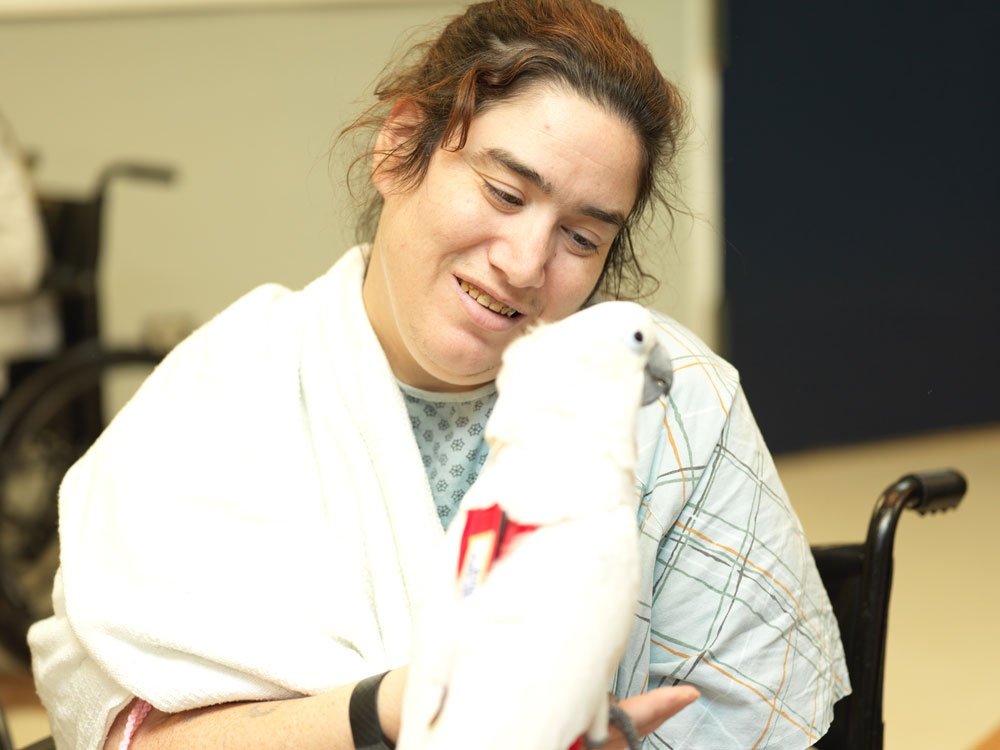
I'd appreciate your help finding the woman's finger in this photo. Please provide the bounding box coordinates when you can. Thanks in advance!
[597,686,700,749]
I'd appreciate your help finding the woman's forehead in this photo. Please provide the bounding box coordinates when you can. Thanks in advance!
[458,88,642,216]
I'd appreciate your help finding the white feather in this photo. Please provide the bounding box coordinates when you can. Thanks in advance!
[398,301,666,750]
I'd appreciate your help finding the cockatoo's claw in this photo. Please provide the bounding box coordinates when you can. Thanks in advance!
[580,701,640,750]
[607,703,642,750]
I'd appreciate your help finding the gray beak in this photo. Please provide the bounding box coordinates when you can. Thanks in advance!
[641,342,673,406]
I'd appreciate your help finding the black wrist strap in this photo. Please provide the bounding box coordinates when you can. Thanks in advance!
[349,671,396,750]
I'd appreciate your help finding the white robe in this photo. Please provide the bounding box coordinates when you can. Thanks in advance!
[29,246,848,750]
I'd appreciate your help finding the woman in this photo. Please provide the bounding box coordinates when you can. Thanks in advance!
[29,2,849,749]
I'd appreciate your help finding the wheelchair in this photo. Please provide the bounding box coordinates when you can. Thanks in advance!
[0,163,176,666]
[812,468,966,750]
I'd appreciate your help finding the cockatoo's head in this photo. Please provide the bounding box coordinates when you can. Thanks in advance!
[487,301,672,449]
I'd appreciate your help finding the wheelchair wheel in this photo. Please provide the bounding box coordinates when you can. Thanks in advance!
[0,344,161,663]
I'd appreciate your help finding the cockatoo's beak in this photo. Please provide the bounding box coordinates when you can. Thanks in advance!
[641,342,673,405]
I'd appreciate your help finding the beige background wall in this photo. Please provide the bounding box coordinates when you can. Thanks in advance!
[0,0,722,350]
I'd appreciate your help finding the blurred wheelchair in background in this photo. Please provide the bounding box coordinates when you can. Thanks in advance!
[0,163,177,664]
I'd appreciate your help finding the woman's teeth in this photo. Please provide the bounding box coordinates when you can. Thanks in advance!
[460,280,519,318]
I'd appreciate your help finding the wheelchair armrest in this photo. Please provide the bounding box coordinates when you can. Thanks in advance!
[0,264,94,306]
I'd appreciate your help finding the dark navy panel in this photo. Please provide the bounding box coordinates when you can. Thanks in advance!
[722,1,1000,453]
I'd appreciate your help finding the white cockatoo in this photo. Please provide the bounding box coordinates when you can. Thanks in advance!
[398,301,673,750]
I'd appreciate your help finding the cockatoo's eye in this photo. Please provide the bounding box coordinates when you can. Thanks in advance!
[626,329,646,353]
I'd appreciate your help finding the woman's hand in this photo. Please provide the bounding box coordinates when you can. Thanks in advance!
[105,670,693,750]
[596,685,700,750]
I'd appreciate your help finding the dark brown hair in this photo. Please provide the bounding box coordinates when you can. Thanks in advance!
[341,0,688,299]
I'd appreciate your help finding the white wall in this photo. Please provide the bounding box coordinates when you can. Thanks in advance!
[615,0,722,346]
[0,0,722,349]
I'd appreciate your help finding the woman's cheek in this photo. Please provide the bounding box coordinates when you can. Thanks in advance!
[431,193,496,245]
[544,257,606,318]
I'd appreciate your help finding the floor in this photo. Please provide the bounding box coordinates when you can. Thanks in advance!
[0,666,48,748]
[0,422,998,749]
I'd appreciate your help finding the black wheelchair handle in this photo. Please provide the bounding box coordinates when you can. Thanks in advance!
[895,469,967,515]
[98,162,177,190]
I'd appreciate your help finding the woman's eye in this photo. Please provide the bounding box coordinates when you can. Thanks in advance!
[483,181,523,207]
[566,229,599,253]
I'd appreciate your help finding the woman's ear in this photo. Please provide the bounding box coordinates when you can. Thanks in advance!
[372,98,423,197]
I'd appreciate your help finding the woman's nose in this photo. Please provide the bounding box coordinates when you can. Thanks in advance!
[488,222,550,289]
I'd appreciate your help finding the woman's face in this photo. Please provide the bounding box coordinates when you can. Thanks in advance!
[363,86,643,391]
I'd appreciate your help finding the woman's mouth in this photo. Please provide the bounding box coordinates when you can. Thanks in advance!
[459,280,520,318]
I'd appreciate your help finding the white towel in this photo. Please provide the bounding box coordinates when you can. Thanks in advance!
[29,246,444,750]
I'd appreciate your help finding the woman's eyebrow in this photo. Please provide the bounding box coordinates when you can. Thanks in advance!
[479,148,627,229]
[483,148,552,192]
[580,204,626,230]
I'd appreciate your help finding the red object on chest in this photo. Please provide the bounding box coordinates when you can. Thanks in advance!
[456,504,538,598]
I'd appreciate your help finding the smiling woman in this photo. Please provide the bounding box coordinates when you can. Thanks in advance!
[26,2,848,750]
[344,2,688,303]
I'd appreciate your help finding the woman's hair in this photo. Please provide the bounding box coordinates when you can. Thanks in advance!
[340,0,688,299]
